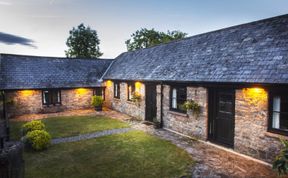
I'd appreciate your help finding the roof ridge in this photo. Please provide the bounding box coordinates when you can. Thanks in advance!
[121,13,288,55]
[0,53,114,61]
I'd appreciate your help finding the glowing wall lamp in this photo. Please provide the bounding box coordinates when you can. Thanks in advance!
[105,80,113,87]
[76,88,88,95]
[135,82,142,93]
[242,87,267,106]
[19,90,34,97]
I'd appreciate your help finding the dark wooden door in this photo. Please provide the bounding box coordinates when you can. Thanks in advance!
[209,89,235,148]
[145,84,157,122]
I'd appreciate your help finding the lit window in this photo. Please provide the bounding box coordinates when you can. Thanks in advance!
[269,90,288,135]
[170,86,187,113]
[42,90,61,106]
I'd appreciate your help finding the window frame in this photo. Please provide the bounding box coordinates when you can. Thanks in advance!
[42,89,61,106]
[268,89,288,136]
[93,87,105,100]
[169,85,187,113]
[127,82,135,101]
[114,82,120,99]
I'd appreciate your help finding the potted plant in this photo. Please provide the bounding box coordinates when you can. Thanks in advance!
[131,92,142,106]
[131,92,141,102]
[91,95,104,111]
[183,99,201,116]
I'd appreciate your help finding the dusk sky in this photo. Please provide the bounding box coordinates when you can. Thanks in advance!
[0,0,288,58]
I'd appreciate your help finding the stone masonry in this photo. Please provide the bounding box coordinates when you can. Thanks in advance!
[156,85,283,163]
[6,90,42,117]
[6,88,95,117]
[158,85,208,140]
[234,89,282,163]
[105,81,145,120]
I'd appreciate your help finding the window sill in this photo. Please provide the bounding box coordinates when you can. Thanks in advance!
[265,131,288,140]
[43,104,62,107]
[113,98,121,102]
[168,110,188,117]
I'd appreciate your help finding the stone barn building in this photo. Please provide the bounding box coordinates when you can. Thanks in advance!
[1,14,288,164]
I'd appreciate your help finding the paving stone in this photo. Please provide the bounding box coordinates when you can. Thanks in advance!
[51,128,133,144]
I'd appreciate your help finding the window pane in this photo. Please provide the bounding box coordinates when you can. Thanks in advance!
[281,96,288,113]
[128,85,132,100]
[43,90,61,105]
[57,91,61,103]
[272,96,281,129]
[43,91,49,104]
[172,89,177,108]
[52,91,58,104]
[272,112,280,129]
[114,83,120,98]
[114,84,118,97]
[95,88,102,96]
[280,113,288,131]
[177,87,186,106]
[273,96,281,112]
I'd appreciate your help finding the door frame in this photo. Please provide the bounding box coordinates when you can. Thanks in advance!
[145,83,157,122]
[208,88,235,148]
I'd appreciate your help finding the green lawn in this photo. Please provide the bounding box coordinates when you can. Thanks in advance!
[24,130,194,178]
[10,115,130,140]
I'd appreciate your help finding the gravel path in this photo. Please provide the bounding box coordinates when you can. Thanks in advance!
[51,128,133,144]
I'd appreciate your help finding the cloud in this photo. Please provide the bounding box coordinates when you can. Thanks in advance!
[0,1,11,5]
[0,32,36,48]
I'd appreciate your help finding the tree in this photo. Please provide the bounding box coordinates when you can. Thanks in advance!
[125,28,187,51]
[65,23,103,58]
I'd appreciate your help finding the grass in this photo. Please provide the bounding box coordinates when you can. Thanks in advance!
[24,130,194,178]
[9,115,130,140]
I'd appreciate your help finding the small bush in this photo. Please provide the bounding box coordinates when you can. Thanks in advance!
[24,130,51,151]
[273,139,288,175]
[22,120,45,135]
[182,100,201,116]
[91,95,104,107]
[131,92,141,102]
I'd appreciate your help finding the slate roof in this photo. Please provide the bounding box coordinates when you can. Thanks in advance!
[104,14,288,84]
[0,54,113,89]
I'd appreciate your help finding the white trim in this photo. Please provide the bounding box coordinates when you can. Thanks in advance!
[163,128,272,167]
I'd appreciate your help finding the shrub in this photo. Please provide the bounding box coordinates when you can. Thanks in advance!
[22,120,45,135]
[182,100,201,116]
[273,139,288,175]
[24,130,51,151]
[91,95,104,107]
[131,92,141,102]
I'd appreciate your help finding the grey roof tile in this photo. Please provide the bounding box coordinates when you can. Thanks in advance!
[104,14,288,84]
[0,54,113,89]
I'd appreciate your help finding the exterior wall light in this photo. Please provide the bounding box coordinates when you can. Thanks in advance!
[242,87,267,106]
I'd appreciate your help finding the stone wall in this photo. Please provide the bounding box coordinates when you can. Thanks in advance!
[158,85,208,140]
[6,90,42,118]
[157,85,282,163]
[6,88,94,117]
[105,81,145,120]
[234,88,282,163]
[61,88,93,110]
